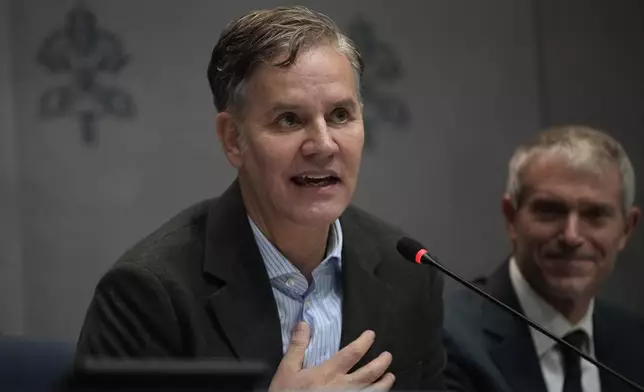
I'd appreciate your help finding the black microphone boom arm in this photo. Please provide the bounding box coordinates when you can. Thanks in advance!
[396,237,644,392]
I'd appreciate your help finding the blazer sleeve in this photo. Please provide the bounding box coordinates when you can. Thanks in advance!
[420,268,449,391]
[76,262,183,358]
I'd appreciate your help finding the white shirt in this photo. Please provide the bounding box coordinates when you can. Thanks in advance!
[248,217,343,368]
[509,258,601,392]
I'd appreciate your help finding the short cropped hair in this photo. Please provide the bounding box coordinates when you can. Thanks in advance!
[207,6,364,114]
[506,125,636,212]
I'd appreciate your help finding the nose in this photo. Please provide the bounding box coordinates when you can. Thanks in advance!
[560,213,584,247]
[301,118,339,159]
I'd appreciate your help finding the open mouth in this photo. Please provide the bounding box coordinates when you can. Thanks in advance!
[291,174,340,188]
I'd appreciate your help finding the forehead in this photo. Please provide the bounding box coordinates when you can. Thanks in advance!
[521,154,622,206]
[244,45,358,108]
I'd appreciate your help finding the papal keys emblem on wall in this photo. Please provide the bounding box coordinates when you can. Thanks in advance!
[37,2,136,147]
[347,17,411,149]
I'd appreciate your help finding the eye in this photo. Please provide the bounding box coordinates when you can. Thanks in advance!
[328,108,350,124]
[582,205,613,223]
[530,200,568,220]
[276,112,301,128]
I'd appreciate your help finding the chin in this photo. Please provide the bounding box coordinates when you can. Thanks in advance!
[287,202,347,227]
[544,275,594,302]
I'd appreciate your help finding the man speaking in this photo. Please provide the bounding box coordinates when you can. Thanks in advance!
[76,6,446,391]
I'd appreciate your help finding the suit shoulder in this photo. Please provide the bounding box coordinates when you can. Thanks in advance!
[113,198,215,274]
[342,205,406,243]
[596,300,644,331]
[341,205,432,281]
[443,286,486,329]
[341,205,409,263]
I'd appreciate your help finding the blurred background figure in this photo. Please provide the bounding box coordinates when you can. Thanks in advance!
[443,126,644,392]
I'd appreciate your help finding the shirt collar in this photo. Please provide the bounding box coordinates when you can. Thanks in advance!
[247,217,343,281]
[509,257,595,357]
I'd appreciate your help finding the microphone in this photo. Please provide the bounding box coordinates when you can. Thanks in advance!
[397,237,644,392]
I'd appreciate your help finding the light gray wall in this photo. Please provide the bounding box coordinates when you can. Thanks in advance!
[0,0,23,335]
[3,0,643,341]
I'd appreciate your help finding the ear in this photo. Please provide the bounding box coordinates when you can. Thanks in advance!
[216,111,243,168]
[502,193,519,241]
[618,206,640,250]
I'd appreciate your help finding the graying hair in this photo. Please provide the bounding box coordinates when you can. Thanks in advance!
[207,6,364,115]
[506,125,636,212]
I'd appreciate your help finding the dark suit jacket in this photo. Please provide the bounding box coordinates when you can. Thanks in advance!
[442,262,644,392]
[76,181,447,390]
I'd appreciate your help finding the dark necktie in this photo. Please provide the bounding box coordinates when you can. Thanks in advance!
[557,329,588,392]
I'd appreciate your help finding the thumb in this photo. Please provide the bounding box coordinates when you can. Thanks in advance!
[280,322,310,372]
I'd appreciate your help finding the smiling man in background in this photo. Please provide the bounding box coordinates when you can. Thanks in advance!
[443,125,644,392]
[76,6,447,391]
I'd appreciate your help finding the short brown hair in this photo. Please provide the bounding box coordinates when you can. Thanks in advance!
[207,6,364,113]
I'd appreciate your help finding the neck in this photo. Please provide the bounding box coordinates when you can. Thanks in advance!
[545,295,591,325]
[240,182,330,279]
[514,256,593,325]
[522,271,592,324]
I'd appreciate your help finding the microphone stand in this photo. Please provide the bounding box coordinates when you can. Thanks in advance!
[409,245,644,392]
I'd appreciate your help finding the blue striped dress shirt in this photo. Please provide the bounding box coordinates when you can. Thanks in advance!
[248,217,343,368]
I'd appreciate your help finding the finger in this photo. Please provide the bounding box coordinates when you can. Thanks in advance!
[278,322,310,373]
[363,372,396,392]
[324,330,376,374]
[346,351,392,387]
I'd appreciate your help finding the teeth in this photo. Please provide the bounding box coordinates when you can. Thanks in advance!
[292,174,339,187]
[302,175,330,179]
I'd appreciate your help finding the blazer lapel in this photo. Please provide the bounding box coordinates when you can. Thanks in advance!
[484,263,548,392]
[339,213,393,371]
[203,180,283,368]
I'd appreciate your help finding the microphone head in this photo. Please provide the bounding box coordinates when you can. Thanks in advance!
[396,237,427,263]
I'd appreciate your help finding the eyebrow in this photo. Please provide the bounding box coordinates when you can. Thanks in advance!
[264,98,359,118]
[579,200,616,212]
[530,195,617,212]
[334,99,359,113]
[264,104,300,118]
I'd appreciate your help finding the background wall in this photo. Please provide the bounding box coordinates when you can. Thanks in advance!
[537,0,644,307]
[0,0,23,335]
[1,0,643,341]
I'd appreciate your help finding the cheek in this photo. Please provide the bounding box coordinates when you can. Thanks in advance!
[245,138,291,172]
[347,148,363,171]
[515,219,556,248]
[337,131,364,168]
[589,231,623,260]
[586,236,618,280]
